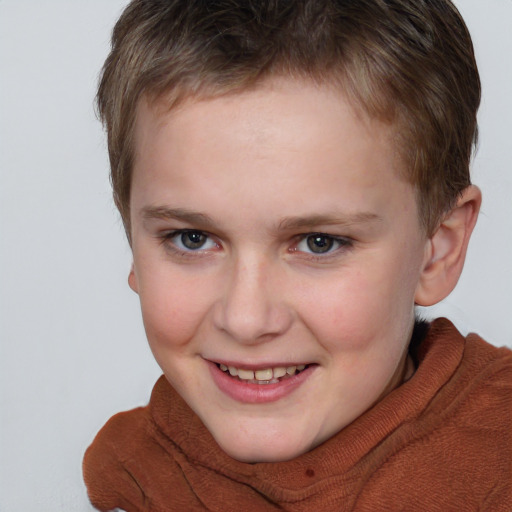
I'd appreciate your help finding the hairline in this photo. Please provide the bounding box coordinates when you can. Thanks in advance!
[122,72,426,243]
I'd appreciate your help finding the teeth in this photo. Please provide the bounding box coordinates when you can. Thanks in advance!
[238,368,255,380]
[273,367,287,378]
[255,369,273,381]
[219,364,308,381]
[286,366,297,375]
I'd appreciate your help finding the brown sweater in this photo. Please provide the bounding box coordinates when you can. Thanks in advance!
[83,319,512,511]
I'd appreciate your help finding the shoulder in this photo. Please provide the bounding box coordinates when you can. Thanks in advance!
[84,404,155,465]
[416,319,512,448]
[448,329,512,451]
[405,322,512,507]
[415,318,512,407]
[83,406,153,511]
[446,325,512,424]
[432,327,512,508]
[358,321,512,509]
[463,328,512,372]
[410,318,512,426]
[83,377,187,511]
[83,376,205,511]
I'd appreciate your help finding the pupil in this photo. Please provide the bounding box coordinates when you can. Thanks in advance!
[181,231,206,249]
[307,235,333,253]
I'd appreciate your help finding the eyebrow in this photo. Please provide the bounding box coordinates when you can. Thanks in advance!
[277,212,382,231]
[142,206,381,232]
[142,206,217,229]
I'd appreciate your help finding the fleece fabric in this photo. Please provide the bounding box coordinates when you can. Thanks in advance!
[83,318,512,511]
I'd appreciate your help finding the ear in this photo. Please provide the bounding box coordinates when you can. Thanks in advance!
[128,263,139,294]
[415,186,481,306]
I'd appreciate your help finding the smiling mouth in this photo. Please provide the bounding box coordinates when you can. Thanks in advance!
[216,363,310,385]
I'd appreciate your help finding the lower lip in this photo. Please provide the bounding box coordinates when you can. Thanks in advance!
[207,361,316,404]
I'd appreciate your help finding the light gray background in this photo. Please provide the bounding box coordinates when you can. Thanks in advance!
[1,1,511,510]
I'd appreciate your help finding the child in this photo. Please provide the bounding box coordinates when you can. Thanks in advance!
[83,0,512,509]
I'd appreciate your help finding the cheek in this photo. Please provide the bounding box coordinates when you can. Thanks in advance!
[299,276,383,351]
[297,258,418,352]
[137,271,215,350]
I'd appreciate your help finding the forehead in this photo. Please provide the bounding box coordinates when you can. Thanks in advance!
[137,77,396,145]
[131,77,414,227]
[135,78,401,164]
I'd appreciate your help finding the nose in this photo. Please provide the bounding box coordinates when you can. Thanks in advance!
[213,254,293,344]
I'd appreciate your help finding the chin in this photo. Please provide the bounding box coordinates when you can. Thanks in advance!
[213,427,314,463]
[221,443,306,464]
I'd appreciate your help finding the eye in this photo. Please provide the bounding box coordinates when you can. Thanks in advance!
[295,233,349,255]
[169,230,218,251]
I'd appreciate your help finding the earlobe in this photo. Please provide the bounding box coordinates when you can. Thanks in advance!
[128,263,139,294]
[415,185,481,306]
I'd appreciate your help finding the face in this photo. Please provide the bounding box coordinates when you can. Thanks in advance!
[129,78,429,463]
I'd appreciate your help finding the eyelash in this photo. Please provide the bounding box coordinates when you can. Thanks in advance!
[159,229,353,260]
[160,229,220,257]
[292,232,353,259]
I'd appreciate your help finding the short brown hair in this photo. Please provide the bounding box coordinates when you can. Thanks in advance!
[97,0,480,238]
